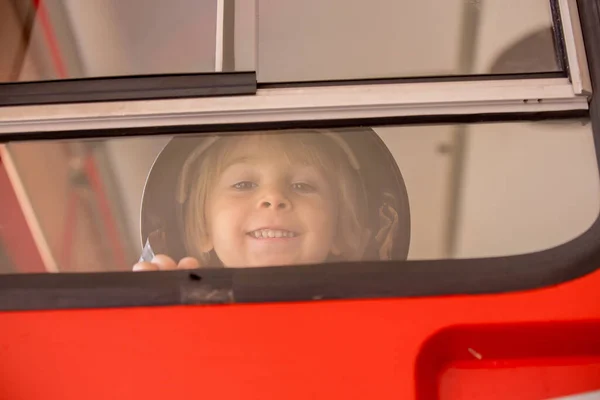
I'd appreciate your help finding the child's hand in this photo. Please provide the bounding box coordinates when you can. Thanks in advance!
[132,254,200,271]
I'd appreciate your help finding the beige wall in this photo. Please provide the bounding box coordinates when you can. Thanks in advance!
[255,0,554,82]
[374,121,600,260]
[61,0,218,77]
[376,126,453,260]
[456,121,600,258]
[256,0,463,81]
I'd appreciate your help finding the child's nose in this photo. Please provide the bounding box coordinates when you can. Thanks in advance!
[258,187,292,210]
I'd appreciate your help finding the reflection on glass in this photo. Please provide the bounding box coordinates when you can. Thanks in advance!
[256,0,561,82]
[0,119,598,273]
[1,0,224,82]
[1,0,561,83]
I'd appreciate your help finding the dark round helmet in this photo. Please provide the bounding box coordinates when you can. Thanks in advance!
[139,127,411,265]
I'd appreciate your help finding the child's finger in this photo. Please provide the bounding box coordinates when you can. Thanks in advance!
[151,254,178,270]
[132,261,159,271]
[178,257,200,269]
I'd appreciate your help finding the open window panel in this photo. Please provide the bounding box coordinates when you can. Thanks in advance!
[0,0,598,310]
[0,0,570,82]
[0,0,256,105]
[1,0,242,80]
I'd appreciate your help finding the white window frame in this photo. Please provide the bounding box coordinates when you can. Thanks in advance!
[0,0,592,135]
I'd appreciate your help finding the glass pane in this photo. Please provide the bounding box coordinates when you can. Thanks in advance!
[1,0,563,84]
[256,0,562,82]
[0,119,597,273]
[0,0,245,82]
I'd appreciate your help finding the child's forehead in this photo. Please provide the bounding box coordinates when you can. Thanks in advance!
[221,133,329,163]
[228,134,279,150]
[228,133,304,149]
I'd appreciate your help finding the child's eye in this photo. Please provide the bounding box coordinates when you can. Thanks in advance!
[291,182,316,193]
[232,181,257,190]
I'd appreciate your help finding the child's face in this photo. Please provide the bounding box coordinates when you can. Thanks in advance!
[203,137,339,268]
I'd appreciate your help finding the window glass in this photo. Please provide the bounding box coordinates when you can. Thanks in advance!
[0,0,235,82]
[1,0,561,84]
[0,119,597,273]
[256,0,562,82]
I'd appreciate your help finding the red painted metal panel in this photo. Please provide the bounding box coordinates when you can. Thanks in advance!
[0,267,598,399]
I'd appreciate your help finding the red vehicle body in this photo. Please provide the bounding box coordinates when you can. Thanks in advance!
[1,0,600,399]
[0,260,599,399]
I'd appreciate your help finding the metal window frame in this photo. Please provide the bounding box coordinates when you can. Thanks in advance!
[0,77,589,135]
[0,0,598,310]
[559,0,593,95]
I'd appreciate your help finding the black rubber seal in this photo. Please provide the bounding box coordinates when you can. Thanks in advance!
[0,72,257,106]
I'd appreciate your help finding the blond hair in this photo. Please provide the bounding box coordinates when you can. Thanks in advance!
[176,131,370,266]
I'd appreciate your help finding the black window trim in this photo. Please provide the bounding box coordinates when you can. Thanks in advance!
[0,72,257,107]
[0,0,598,310]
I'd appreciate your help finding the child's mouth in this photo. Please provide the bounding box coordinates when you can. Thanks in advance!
[247,229,298,239]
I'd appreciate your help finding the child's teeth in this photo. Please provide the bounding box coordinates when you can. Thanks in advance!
[251,229,295,238]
